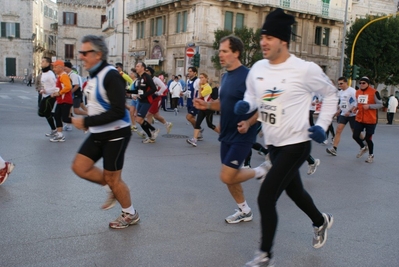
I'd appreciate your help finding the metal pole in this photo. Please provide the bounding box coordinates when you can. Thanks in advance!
[339,0,349,78]
[122,0,125,68]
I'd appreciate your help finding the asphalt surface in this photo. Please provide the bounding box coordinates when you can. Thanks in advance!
[0,81,398,267]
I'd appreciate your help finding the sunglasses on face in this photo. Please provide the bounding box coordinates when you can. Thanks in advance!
[359,82,367,85]
[338,83,344,85]
[78,50,96,56]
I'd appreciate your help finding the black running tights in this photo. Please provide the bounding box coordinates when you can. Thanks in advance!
[258,141,324,255]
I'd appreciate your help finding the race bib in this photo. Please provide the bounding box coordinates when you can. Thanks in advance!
[138,90,144,95]
[257,100,282,127]
[358,95,368,104]
[340,100,347,109]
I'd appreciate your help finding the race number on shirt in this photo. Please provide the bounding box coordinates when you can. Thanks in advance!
[358,95,368,104]
[340,100,347,109]
[257,100,282,127]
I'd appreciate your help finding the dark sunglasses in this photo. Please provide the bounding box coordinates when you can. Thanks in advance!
[338,83,344,85]
[78,50,96,56]
[359,82,367,84]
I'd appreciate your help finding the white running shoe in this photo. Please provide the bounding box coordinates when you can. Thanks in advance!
[307,159,320,175]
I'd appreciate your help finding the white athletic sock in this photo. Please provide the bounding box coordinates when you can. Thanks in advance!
[238,201,251,214]
[122,205,136,215]
[0,156,5,169]
[253,165,266,179]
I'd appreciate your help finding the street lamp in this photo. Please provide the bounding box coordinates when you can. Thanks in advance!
[338,0,349,78]
[122,0,125,67]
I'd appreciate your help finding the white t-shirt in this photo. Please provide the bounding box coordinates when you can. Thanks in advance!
[338,87,356,116]
[244,54,338,147]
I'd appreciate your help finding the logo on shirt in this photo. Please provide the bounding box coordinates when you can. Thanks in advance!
[262,87,283,101]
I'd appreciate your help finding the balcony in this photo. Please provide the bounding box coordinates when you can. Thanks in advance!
[102,20,115,32]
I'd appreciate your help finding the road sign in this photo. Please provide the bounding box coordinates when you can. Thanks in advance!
[186,48,195,58]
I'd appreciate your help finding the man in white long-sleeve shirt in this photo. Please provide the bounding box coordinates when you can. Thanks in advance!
[234,9,338,267]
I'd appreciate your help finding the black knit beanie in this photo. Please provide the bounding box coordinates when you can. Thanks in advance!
[359,76,370,84]
[261,8,295,43]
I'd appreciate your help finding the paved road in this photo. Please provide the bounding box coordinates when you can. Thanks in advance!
[0,82,398,267]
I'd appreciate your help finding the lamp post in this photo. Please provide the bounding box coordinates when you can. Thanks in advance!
[338,0,349,78]
[122,0,125,68]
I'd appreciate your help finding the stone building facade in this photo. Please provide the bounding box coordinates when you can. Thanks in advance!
[126,0,346,83]
[102,0,130,69]
[125,0,398,84]
[0,0,41,81]
[56,0,106,76]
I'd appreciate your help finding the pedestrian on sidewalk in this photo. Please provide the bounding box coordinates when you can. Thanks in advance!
[386,94,398,124]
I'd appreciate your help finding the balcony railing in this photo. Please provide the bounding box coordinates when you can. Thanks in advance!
[127,0,345,21]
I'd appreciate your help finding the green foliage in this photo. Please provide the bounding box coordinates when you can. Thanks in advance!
[345,14,399,86]
[211,26,263,70]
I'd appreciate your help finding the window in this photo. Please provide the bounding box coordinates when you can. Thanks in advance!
[315,26,330,46]
[224,11,244,31]
[182,11,187,32]
[63,12,77,25]
[1,22,20,38]
[136,21,145,39]
[150,18,154,36]
[44,5,48,16]
[224,11,233,31]
[49,8,53,19]
[322,28,330,46]
[48,35,55,50]
[176,11,188,33]
[236,13,244,29]
[280,0,290,8]
[101,15,107,26]
[291,23,297,42]
[155,16,163,36]
[176,12,181,33]
[322,0,330,16]
[65,44,74,59]
[107,8,114,27]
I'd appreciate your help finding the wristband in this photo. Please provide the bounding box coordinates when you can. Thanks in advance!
[207,102,211,110]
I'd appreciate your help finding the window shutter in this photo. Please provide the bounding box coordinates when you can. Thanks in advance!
[224,12,233,31]
[1,22,6,37]
[74,13,77,25]
[63,12,66,24]
[236,13,244,29]
[176,12,181,33]
[15,23,20,38]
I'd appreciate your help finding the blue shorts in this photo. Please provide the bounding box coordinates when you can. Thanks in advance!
[136,102,151,118]
[220,141,253,169]
[130,99,138,108]
[187,106,198,116]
